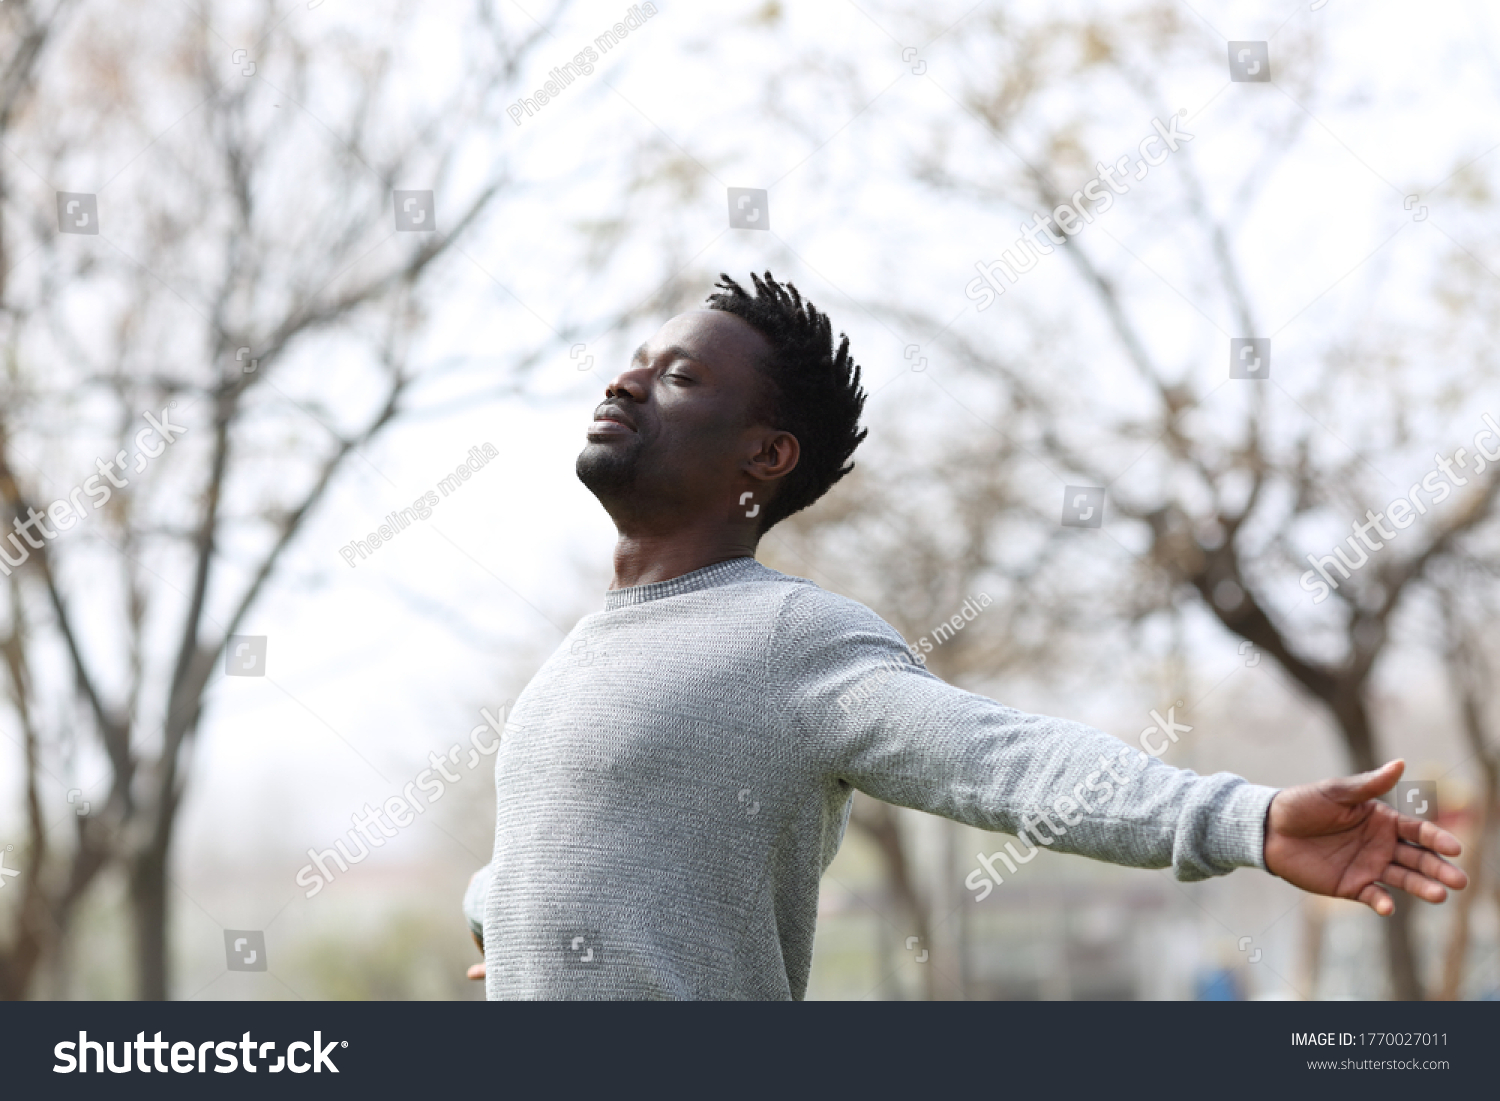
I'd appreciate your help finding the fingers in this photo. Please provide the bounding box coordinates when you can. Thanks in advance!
[1358,860,1461,913]
[1391,841,1469,889]
[1326,760,1404,805]
[1380,862,1450,904]
[467,962,486,981]
[1396,815,1463,857]
[1357,882,1394,916]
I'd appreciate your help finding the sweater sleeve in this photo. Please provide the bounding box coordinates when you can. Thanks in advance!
[774,585,1277,881]
[463,864,490,946]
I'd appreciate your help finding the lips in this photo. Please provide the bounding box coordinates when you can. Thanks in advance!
[591,404,637,432]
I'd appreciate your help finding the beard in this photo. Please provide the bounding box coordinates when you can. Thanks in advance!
[575,436,646,503]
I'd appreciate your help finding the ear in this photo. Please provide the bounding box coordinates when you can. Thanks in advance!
[745,429,799,484]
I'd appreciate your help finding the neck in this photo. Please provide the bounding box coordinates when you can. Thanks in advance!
[608,522,757,590]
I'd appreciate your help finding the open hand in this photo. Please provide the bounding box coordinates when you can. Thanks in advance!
[468,930,485,981]
[1264,759,1467,915]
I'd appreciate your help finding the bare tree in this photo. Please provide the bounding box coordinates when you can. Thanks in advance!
[757,1,1500,998]
[0,0,575,999]
[1433,572,1500,1000]
[911,6,1500,999]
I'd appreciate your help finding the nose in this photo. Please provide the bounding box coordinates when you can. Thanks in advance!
[604,363,650,404]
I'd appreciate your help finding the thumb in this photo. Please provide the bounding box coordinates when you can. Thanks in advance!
[1325,759,1404,805]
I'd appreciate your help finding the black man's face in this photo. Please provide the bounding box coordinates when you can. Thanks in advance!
[576,310,774,517]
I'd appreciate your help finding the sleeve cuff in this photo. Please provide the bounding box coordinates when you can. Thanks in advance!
[1204,782,1280,872]
[463,864,490,942]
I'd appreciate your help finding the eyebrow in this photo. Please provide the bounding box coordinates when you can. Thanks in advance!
[631,343,704,368]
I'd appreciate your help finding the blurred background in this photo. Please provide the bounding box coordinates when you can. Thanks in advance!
[2,0,1499,1001]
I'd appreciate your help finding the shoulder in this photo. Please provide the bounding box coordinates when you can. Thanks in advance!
[765,569,911,653]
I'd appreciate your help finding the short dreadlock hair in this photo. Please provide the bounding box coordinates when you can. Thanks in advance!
[705,272,868,533]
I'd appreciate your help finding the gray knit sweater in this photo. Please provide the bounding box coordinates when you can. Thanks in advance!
[465,556,1277,999]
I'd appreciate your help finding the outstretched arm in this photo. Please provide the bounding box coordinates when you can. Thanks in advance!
[779,587,1468,903]
[1264,759,1466,914]
[463,865,490,982]
[780,588,1276,880]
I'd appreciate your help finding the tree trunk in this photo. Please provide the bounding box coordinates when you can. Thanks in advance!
[0,886,47,1000]
[1383,899,1423,1000]
[1436,806,1488,999]
[944,819,972,999]
[1332,685,1424,999]
[1298,896,1327,1000]
[130,846,170,1000]
[849,796,935,999]
[1436,621,1498,1000]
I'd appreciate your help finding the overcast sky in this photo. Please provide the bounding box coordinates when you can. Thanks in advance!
[12,0,1498,972]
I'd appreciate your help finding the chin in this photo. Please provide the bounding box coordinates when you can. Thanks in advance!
[576,440,641,499]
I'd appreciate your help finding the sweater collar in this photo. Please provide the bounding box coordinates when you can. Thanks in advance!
[603,555,765,611]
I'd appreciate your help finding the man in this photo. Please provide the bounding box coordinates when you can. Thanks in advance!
[464,271,1466,999]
